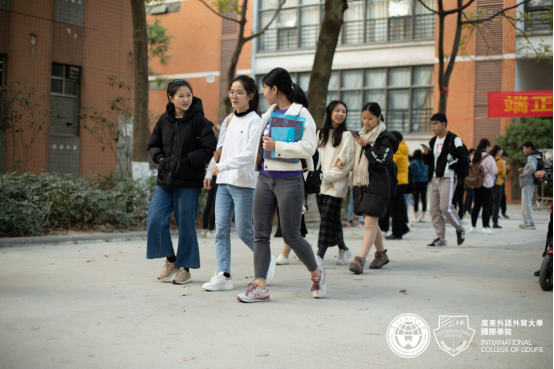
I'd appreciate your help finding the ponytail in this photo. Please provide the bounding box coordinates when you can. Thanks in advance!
[473,138,491,164]
[261,68,309,108]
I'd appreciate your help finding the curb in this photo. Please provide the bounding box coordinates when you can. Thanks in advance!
[0,231,179,248]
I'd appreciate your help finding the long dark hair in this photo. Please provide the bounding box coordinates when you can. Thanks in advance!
[261,68,309,108]
[233,75,259,112]
[490,144,501,158]
[473,138,491,164]
[166,79,193,112]
[362,102,385,122]
[319,100,348,148]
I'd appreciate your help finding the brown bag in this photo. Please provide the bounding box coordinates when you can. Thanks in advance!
[213,112,234,163]
[465,154,486,188]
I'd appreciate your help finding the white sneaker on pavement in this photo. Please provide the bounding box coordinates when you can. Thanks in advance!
[470,227,478,233]
[315,255,324,267]
[206,232,215,239]
[202,271,233,291]
[275,254,290,265]
[481,227,494,235]
[237,283,270,303]
[266,255,277,285]
[312,266,326,299]
[336,249,352,265]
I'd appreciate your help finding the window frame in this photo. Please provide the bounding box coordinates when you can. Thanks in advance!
[524,0,553,33]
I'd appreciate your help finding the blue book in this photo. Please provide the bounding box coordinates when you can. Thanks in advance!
[264,112,306,163]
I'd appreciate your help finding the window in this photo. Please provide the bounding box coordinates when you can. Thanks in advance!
[256,71,311,113]
[50,63,80,136]
[525,0,553,32]
[258,0,435,51]
[54,0,85,27]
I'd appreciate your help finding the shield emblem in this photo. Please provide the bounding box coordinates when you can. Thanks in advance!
[433,315,475,357]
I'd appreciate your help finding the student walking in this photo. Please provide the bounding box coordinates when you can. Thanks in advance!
[348,102,398,274]
[421,113,467,247]
[146,80,217,284]
[409,149,429,223]
[237,68,325,302]
[519,141,540,230]
[469,139,498,235]
[201,75,271,291]
[490,145,506,229]
[501,151,510,219]
[315,100,356,264]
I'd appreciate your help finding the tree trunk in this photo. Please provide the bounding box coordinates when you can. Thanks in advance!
[129,0,151,176]
[440,0,464,114]
[307,0,348,129]
[437,0,447,113]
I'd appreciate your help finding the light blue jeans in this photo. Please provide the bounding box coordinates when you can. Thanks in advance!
[348,187,364,223]
[521,185,536,225]
[215,184,255,273]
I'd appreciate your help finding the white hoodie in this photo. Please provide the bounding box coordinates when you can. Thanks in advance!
[205,110,261,189]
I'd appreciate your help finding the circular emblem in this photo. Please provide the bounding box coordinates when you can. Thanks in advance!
[387,314,430,358]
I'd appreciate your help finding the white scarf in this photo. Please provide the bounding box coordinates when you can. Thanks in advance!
[352,121,387,187]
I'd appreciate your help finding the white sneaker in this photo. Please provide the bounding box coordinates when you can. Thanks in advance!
[237,283,270,303]
[200,231,207,238]
[202,271,233,291]
[315,255,324,267]
[312,266,326,299]
[470,227,478,233]
[482,227,494,235]
[337,249,352,265]
[266,255,276,285]
[206,232,215,239]
[275,254,290,265]
[410,217,417,224]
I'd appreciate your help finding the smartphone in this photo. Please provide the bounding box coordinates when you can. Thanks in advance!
[350,130,360,137]
[420,144,429,148]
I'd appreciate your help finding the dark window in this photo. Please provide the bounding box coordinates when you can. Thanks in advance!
[0,0,9,11]
[0,54,4,86]
[54,0,85,27]
[525,0,553,32]
[50,63,80,136]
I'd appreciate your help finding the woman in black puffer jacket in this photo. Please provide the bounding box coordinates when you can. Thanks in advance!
[146,80,217,285]
[349,102,398,274]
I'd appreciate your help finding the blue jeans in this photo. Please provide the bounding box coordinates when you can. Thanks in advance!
[146,185,201,268]
[348,187,364,223]
[215,184,255,273]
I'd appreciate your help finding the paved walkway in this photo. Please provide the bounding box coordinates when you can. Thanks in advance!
[0,205,552,368]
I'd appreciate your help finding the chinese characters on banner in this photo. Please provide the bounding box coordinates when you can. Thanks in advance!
[488,91,553,118]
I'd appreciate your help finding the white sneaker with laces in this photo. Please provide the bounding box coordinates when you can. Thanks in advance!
[206,232,215,239]
[336,249,352,265]
[266,255,277,285]
[237,283,270,303]
[202,271,233,291]
[470,227,478,233]
[312,266,326,299]
[275,254,290,265]
[410,217,417,224]
[200,231,207,238]
[482,227,494,235]
[315,255,324,267]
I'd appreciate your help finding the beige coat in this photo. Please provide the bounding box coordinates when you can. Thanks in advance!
[319,130,356,198]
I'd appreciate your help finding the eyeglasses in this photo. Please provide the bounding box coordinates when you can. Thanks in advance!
[228,91,245,98]
[171,79,185,83]
[429,121,443,127]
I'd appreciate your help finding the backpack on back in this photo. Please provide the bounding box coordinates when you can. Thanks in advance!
[533,152,545,186]
[465,156,486,188]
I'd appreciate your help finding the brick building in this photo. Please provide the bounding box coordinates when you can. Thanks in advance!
[0,0,134,176]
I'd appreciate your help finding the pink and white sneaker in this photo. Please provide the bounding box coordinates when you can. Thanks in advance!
[311,266,327,299]
[236,282,270,303]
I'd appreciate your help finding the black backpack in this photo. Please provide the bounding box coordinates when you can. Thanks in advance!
[533,152,545,186]
[447,136,470,181]
[301,149,322,195]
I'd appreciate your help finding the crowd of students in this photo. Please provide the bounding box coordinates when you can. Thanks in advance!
[143,67,545,303]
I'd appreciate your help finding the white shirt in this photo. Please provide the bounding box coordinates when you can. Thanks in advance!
[205,111,261,189]
[433,135,462,178]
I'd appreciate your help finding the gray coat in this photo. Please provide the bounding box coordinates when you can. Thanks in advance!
[520,152,538,187]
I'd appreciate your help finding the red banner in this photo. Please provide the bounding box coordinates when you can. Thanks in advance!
[488,90,553,118]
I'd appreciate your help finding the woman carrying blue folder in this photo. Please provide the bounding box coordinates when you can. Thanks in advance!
[236,68,326,303]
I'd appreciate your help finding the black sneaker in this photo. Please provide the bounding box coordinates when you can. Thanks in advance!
[427,238,447,247]
[501,213,510,219]
[493,224,502,229]
[386,234,403,240]
[456,228,466,245]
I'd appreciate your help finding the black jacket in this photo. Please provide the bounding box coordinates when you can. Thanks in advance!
[422,131,468,179]
[353,130,399,218]
[147,97,217,189]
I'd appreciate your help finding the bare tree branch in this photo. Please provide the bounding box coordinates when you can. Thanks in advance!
[461,0,531,24]
[444,0,475,16]
[197,0,241,23]
[416,0,439,15]
[244,0,286,41]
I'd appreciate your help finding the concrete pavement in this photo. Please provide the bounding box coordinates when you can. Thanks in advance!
[0,205,552,368]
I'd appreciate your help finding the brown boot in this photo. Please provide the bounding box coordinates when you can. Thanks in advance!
[369,249,389,269]
[349,256,366,274]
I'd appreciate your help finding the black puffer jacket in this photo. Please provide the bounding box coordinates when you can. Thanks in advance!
[147,97,217,189]
[353,130,399,218]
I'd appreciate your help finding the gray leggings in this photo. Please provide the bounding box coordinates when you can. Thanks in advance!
[253,173,319,279]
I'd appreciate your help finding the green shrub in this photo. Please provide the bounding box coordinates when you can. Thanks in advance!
[0,172,157,237]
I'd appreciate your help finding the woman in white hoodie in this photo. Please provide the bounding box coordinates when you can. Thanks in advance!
[316,100,355,265]
[202,75,273,291]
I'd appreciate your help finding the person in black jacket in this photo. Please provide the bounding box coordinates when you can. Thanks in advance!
[146,80,217,284]
[421,113,467,247]
[349,102,399,274]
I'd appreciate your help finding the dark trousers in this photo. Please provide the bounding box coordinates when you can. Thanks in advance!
[471,186,493,228]
[465,186,474,214]
[413,182,428,212]
[390,184,409,237]
[453,182,465,218]
[501,183,507,215]
[202,176,217,231]
[490,184,502,225]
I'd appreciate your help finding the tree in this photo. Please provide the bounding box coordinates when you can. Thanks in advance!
[147,17,173,86]
[198,0,286,113]
[306,0,348,129]
[416,0,545,113]
[129,0,151,178]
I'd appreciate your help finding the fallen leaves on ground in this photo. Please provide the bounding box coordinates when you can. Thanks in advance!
[244,276,254,278]
[87,260,95,262]
[399,289,407,294]
[182,285,189,288]
[358,308,368,310]
[48,263,55,265]
[354,279,363,281]
[74,241,78,244]
[117,251,124,254]
[507,270,512,272]
[182,293,192,296]
[106,240,110,243]
[182,356,195,361]
[114,316,125,318]
[113,259,117,261]
[101,285,112,288]
[104,254,111,257]
[256,354,269,357]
